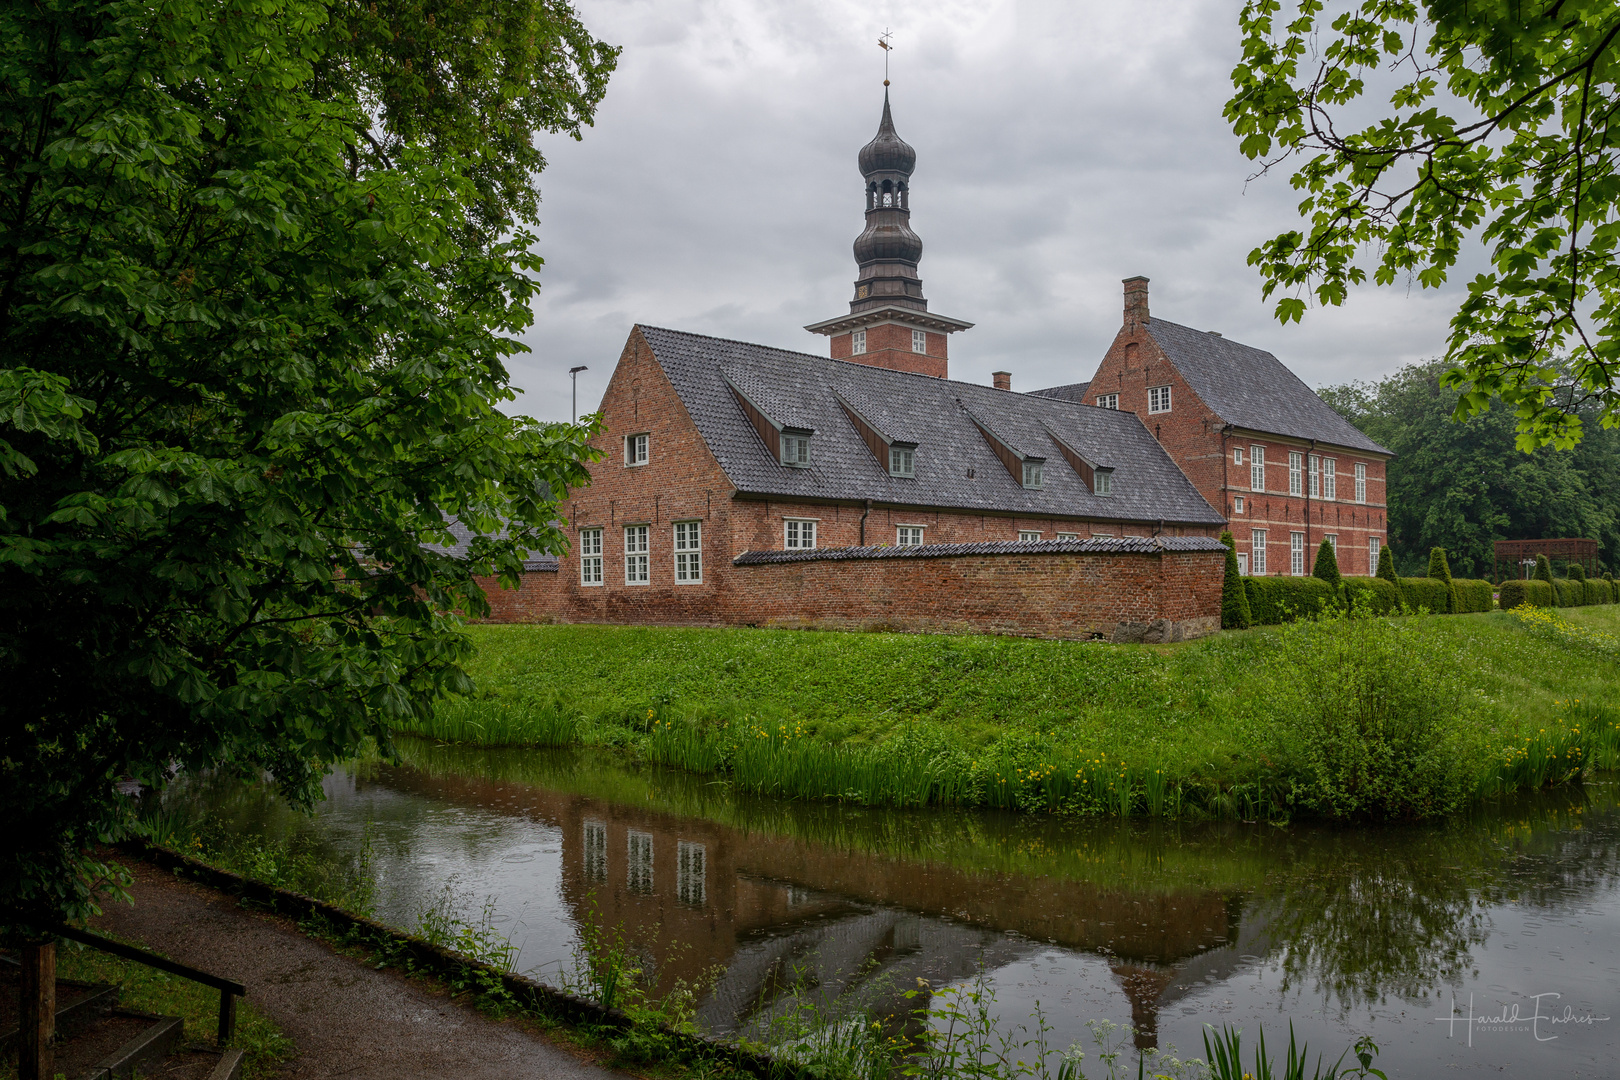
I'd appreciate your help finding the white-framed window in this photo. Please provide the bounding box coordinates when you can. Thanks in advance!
[889,446,914,477]
[1250,445,1265,491]
[676,840,706,906]
[624,525,649,584]
[1289,452,1303,496]
[1325,533,1338,556]
[1308,454,1322,498]
[674,520,701,583]
[625,433,649,466]
[1096,394,1119,410]
[1233,496,1245,514]
[1147,385,1172,414]
[1022,460,1043,488]
[1251,529,1268,575]
[784,519,817,549]
[1323,458,1336,501]
[1355,462,1367,504]
[1018,530,1042,542]
[1055,531,1080,540]
[583,820,607,883]
[1237,552,1249,575]
[897,526,924,546]
[1092,530,1114,538]
[1369,535,1382,573]
[781,433,811,466]
[1234,447,1244,466]
[1094,469,1113,496]
[911,329,927,354]
[579,527,603,586]
[627,830,653,894]
[1290,531,1306,576]
[852,329,867,355]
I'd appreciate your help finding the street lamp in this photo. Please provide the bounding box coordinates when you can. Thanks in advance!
[568,365,588,421]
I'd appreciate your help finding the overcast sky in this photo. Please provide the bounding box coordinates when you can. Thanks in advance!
[512,0,1466,422]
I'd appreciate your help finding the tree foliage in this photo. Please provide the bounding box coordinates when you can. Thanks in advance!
[1321,359,1620,576]
[1227,0,1620,449]
[1221,530,1254,629]
[0,0,614,924]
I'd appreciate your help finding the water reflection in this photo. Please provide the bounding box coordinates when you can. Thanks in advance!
[175,744,1620,1074]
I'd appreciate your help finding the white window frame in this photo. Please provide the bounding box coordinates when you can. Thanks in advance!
[627,830,653,894]
[1308,454,1320,499]
[1096,393,1119,410]
[1055,531,1080,540]
[676,840,706,906]
[897,525,924,547]
[673,520,701,584]
[579,527,603,586]
[624,524,649,585]
[1250,445,1265,492]
[784,519,817,549]
[1234,447,1244,466]
[1233,496,1244,514]
[625,433,649,467]
[1325,533,1338,556]
[1289,452,1303,497]
[1022,460,1044,489]
[781,432,811,467]
[1094,469,1113,496]
[1290,531,1306,576]
[911,329,927,354]
[889,446,915,477]
[1251,529,1267,575]
[1018,530,1042,542]
[1369,536,1381,573]
[1323,458,1336,501]
[851,329,867,355]
[1147,385,1172,414]
[1355,462,1367,504]
[1237,552,1249,576]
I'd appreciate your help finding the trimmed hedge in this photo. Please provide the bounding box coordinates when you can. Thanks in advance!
[1555,578,1584,606]
[1398,576,1453,613]
[1452,578,1495,613]
[1242,576,1336,624]
[1343,576,1401,614]
[1500,578,1568,608]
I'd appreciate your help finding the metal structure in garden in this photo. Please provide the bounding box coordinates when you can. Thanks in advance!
[1493,538,1600,581]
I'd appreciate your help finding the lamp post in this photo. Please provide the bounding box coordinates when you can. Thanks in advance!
[569,365,588,421]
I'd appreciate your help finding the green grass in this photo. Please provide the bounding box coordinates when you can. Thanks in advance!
[390,608,1620,820]
[52,932,292,1078]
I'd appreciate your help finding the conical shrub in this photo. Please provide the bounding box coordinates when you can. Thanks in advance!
[1312,538,1342,588]
[1427,547,1456,613]
[1219,530,1252,630]
[1569,561,1587,582]
[1535,553,1556,606]
[1377,545,1399,583]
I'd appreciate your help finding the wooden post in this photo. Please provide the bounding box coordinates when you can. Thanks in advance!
[217,988,237,1046]
[18,940,55,1080]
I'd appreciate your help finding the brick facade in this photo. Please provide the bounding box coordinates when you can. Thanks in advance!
[827,321,949,378]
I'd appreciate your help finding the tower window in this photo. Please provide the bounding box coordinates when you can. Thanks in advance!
[851,330,867,355]
[912,330,927,354]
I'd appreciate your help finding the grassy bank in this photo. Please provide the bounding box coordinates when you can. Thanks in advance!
[394,606,1620,820]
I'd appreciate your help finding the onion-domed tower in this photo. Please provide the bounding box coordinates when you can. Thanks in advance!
[806,90,972,379]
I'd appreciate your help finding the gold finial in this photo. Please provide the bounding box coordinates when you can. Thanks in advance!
[878,28,893,86]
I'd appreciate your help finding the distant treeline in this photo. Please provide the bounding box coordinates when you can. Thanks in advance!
[1321,359,1620,578]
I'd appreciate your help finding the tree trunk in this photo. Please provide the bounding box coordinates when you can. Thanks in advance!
[18,940,55,1080]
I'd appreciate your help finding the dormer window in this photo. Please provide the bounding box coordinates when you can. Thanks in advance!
[889,445,916,477]
[852,330,867,355]
[781,431,812,467]
[1022,460,1044,489]
[1094,467,1114,496]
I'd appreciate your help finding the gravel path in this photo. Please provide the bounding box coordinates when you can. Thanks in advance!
[91,859,624,1080]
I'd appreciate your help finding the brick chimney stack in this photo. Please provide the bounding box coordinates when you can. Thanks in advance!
[1123,275,1150,326]
[992,371,1011,391]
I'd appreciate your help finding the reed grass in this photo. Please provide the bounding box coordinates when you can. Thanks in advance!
[395,695,579,748]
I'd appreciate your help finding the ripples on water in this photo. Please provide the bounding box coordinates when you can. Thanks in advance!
[176,739,1620,1077]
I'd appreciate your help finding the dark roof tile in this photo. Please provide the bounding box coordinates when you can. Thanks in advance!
[734,535,1227,565]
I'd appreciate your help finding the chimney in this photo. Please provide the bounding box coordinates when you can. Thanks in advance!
[1123,275,1150,325]
[992,371,1011,391]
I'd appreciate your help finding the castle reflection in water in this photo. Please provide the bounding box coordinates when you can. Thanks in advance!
[380,765,1268,1049]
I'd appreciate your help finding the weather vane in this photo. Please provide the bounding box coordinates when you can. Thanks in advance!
[878,28,893,86]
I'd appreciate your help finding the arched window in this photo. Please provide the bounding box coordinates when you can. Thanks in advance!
[881,179,893,206]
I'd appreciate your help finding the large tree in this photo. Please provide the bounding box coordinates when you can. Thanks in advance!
[1227,1,1620,450]
[1,0,615,926]
[1321,360,1620,576]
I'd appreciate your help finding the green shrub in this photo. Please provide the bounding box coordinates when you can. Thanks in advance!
[1499,579,1556,608]
[1342,576,1401,614]
[1219,531,1252,630]
[1569,562,1587,582]
[1535,554,1555,605]
[1376,545,1399,583]
[1398,576,1452,613]
[1242,576,1337,625]
[1312,539,1342,587]
[1427,547,1456,612]
[1267,610,1472,819]
[1554,578,1585,606]
[1452,579,1495,613]
[1583,580,1609,606]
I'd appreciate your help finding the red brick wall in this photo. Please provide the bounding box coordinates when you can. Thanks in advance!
[827,322,948,378]
[1083,297,1390,577]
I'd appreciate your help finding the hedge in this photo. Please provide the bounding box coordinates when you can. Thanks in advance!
[1554,578,1584,606]
[1242,576,1336,624]
[1398,576,1453,613]
[1500,579,1568,608]
[1584,580,1610,606]
[1452,578,1495,613]
[1342,575,1401,615]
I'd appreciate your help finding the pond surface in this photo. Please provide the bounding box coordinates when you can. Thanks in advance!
[185,740,1620,1076]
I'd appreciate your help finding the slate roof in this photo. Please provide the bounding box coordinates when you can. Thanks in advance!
[640,326,1224,527]
[1028,381,1091,404]
[1144,319,1391,455]
[423,519,559,572]
[734,536,1227,565]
